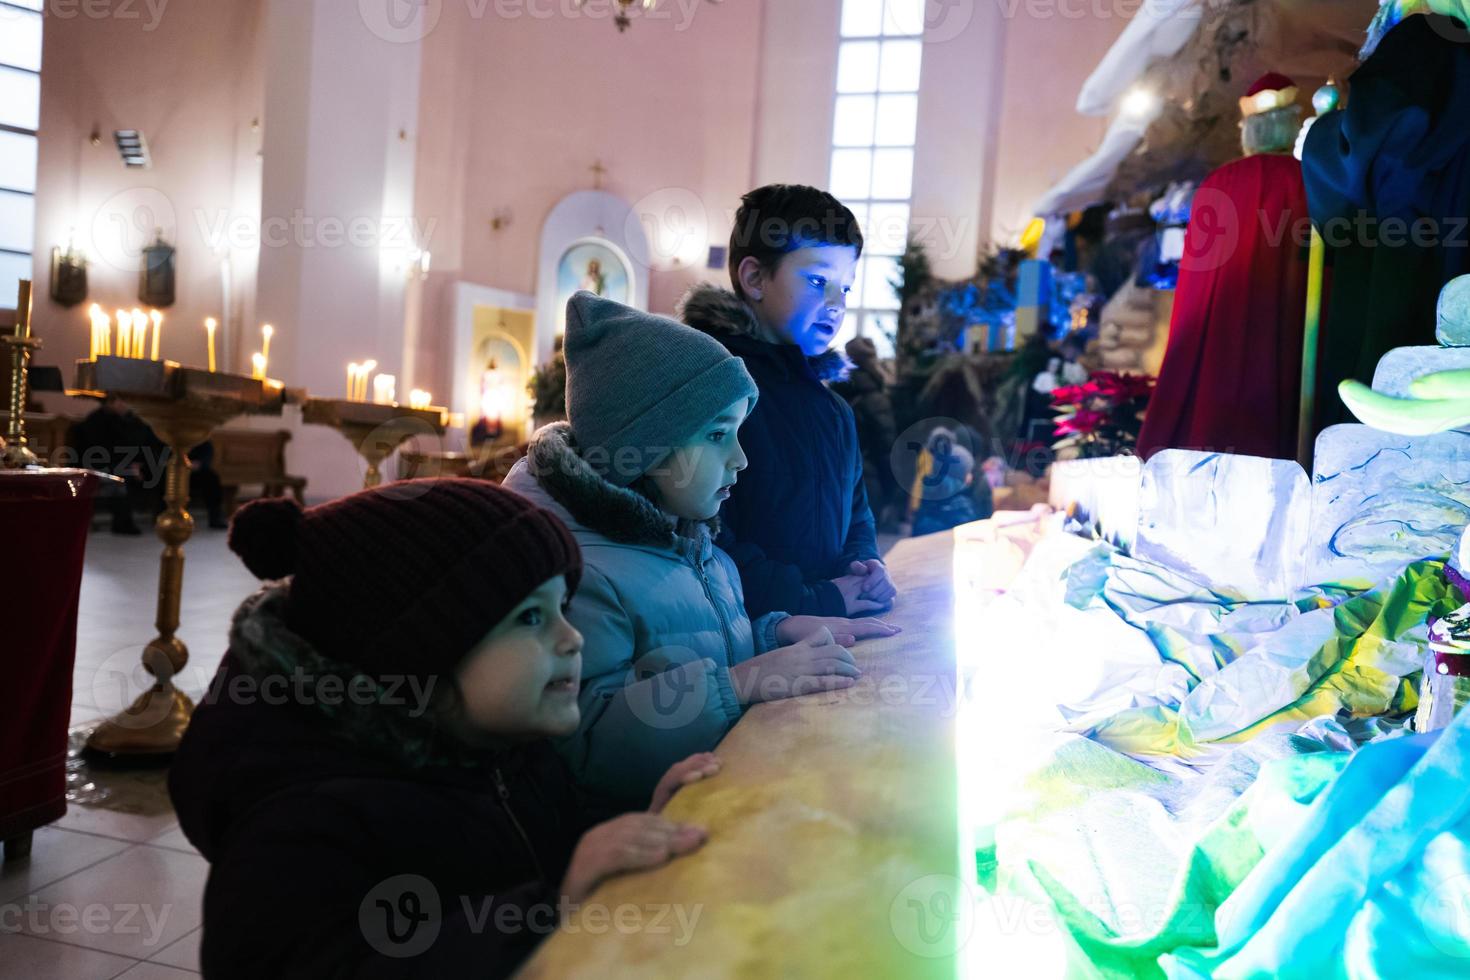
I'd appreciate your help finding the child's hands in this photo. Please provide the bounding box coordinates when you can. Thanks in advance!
[729,627,861,705]
[848,559,899,605]
[832,574,889,616]
[776,615,900,647]
[561,814,706,905]
[650,752,721,813]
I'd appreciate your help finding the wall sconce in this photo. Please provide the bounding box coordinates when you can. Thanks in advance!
[50,233,88,307]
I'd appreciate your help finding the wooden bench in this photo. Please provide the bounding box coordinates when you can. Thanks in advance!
[213,429,307,514]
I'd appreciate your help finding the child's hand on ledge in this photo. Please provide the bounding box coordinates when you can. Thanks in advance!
[831,574,887,616]
[562,813,707,905]
[730,627,861,705]
[776,615,900,648]
[848,559,898,605]
[650,752,722,814]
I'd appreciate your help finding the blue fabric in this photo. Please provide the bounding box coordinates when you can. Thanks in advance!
[709,331,879,618]
[1166,705,1470,977]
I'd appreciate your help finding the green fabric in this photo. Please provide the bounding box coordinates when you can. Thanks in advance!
[983,558,1464,977]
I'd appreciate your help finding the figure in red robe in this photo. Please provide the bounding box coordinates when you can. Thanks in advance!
[1137,73,1311,460]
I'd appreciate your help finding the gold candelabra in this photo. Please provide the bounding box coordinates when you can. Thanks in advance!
[1,280,40,469]
[302,397,448,489]
[72,356,286,757]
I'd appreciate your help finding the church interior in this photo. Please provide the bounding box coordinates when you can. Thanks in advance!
[5,0,1470,976]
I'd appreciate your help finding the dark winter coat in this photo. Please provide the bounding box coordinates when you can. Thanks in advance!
[169,586,608,979]
[502,422,788,808]
[678,284,880,618]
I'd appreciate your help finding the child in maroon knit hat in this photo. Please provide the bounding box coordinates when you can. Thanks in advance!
[169,479,720,978]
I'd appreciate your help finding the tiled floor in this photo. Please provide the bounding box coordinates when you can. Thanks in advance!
[3,525,252,979]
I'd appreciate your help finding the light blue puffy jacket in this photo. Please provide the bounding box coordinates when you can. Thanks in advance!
[501,423,789,806]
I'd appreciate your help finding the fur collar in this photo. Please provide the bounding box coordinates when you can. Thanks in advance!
[526,422,714,552]
[677,283,850,383]
[229,583,312,677]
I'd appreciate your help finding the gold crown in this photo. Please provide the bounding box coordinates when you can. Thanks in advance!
[1240,85,1299,118]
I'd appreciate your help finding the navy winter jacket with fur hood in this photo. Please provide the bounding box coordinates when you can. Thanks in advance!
[679,284,880,618]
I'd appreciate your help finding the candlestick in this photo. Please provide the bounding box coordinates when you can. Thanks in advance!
[251,352,266,381]
[205,318,217,372]
[150,310,162,360]
[2,279,39,467]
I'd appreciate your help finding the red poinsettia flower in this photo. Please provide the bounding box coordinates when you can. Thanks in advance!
[1055,409,1107,437]
[1051,384,1089,406]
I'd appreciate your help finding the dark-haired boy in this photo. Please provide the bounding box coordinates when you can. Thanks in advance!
[679,184,898,619]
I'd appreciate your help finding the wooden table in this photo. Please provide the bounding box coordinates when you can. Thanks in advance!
[520,531,966,978]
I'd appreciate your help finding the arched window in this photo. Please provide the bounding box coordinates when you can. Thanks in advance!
[0,0,42,310]
[828,0,924,359]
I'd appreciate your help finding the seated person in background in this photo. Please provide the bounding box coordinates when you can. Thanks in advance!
[71,394,165,535]
[170,480,718,978]
[186,440,227,529]
[911,427,979,538]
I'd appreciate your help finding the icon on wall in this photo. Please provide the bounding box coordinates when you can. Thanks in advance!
[139,230,175,307]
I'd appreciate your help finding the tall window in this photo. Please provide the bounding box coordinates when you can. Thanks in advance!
[828,0,924,359]
[0,0,42,310]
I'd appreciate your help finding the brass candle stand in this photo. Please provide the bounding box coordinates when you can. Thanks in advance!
[1,280,40,469]
[72,356,286,757]
[302,398,448,489]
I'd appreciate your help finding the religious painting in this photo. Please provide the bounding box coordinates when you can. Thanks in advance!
[555,238,631,331]
[466,307,534,448]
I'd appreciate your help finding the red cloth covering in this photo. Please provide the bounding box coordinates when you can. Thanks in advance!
[1138,153,1311,460]
[0,469,105,841]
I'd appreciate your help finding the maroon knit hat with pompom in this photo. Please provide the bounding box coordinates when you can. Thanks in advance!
[228,479,582,681]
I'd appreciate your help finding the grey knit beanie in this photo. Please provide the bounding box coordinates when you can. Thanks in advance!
[563,291,758,486]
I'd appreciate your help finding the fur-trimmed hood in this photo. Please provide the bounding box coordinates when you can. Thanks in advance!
[677,283,850,383]
[506,422,714,557]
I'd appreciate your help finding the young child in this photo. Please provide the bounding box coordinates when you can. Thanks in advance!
[169,480,719,978]
[679,183,899,619]
[502,292,898,808]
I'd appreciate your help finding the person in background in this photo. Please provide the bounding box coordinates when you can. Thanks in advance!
[170,480,717,978]
[910,427,979,538]
[187,440,227,530]
[833,336,900,532]
[680,184,898,619]
[71,393,164,535]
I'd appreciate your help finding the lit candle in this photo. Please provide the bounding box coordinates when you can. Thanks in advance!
[261,324,273,365]
[150,310,162,361]
[251,352,266,381]
[346,362,357,400]
[360,360,377,403]
[372,373,396,406]
[132,309,147,360]
[205,318,218,372]
[409,389,432,410]
[115,308,129,357]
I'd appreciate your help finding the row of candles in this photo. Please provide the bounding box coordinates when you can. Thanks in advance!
[344,359,433,410]
[84,305,434,409]
[88,305,164,362]
[87,304,260,379]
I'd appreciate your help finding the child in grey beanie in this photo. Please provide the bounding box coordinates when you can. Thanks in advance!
[501,292,897,806]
